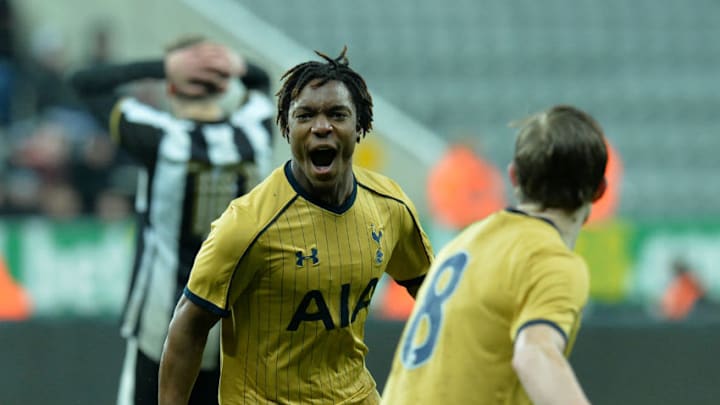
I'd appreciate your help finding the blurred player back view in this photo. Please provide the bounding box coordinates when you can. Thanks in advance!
[382,105,608,405]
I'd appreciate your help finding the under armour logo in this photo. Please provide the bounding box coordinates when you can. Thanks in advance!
[296,247,319,267]
[371,224,384,265]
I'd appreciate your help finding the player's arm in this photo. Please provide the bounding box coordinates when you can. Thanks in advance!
[396,276,426,298]
[159,295,220,405]
[70,41,233,125]
[406,285,420,298]
[224,50,274,136]
[384,198,434,299]
[204,43,269,95]
[511,252,591,404]
[69,60,166,126]
[240,62,271,94]
[512,323,590,405]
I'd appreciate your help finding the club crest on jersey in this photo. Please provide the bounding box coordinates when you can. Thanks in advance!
[296,246,320,267]
[371,224,384,265]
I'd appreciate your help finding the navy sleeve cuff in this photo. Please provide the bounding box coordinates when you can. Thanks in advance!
[184,287,231,318]
[515,319,568,344]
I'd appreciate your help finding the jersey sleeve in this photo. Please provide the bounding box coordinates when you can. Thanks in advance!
[109,98,167,166]
[384,196,434,286]
[184,201,259,316]
[69,60,165,129]
[510,253,589,344]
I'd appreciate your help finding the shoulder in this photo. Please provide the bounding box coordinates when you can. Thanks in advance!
[114,97,178,128]
[529,246,589,291]
[206,166,297,257]
[354,165,412,206]
[230,91,274,123]
[519,226,587,270]
[110,97,180,146]
[226,165,298,225]
[495,213,587,270]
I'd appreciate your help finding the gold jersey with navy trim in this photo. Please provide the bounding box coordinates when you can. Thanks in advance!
[186,161,433,404]
[381,209,589,405]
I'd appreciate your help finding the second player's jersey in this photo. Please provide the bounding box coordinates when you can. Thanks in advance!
[116,92,274,365]
[186,162,433,404]
[382,209,589,405]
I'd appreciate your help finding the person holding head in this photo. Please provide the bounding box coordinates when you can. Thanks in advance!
[69,37,275,405]
[158,47,433,405]
[381,105,607,405]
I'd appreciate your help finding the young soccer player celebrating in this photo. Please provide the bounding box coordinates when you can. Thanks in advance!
[382,105,607,405]
[159,47,433,405]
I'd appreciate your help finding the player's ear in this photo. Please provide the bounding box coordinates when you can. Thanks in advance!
[508,161,519,187]
[167,82,177,96]
[592,177,607,202]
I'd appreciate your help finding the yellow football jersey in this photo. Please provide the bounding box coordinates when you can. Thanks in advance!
[382,209,589,405]
[186,161,433,404]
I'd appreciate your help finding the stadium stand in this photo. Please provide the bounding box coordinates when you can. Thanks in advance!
[237,0,720,219]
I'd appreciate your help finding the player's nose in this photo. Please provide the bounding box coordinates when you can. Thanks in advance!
[311,115,332,136]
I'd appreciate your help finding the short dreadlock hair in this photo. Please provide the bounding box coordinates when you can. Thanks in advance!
[276,46,373,138]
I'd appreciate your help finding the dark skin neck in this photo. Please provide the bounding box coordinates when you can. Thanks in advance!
[290,159,355,207]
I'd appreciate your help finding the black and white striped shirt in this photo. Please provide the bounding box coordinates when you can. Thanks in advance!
[70,59,275,367]
[111,91,274,365]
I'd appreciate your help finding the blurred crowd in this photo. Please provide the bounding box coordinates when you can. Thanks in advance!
[0,0,152,221]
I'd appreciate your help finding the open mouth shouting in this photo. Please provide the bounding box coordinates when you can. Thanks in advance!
[308,147,338,176]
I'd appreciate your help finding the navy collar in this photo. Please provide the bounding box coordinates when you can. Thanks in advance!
[284,161,357,214]
[505,207,561,233]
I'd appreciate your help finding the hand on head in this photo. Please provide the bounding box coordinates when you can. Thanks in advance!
[165,41,246,97]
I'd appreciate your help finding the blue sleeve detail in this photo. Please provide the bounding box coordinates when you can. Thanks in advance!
[184,287,231,318]
[515,319,568,344]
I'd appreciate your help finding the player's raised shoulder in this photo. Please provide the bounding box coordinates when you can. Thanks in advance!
[206,167,296,262]
[354,165,412,203]
[226,165,296,223]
